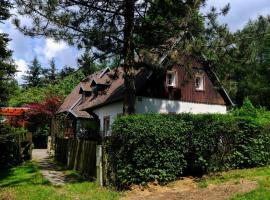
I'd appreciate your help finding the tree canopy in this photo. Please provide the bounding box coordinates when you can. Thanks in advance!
[14,0,218,114]
[14,0,270,110]
[23,57,42,87]
[0,0,17,106]
[218,16,270,109]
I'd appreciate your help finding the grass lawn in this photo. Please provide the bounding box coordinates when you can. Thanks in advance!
[197,165,270,200]
[2,162,270,200]
[0,162,121,200]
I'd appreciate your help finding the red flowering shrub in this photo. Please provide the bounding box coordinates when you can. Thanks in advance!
[25,96,62,148]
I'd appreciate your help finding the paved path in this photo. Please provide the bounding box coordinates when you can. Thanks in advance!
[32,149,77,186]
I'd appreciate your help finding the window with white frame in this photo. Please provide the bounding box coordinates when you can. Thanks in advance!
[166,71,176,87]
[195,75,204,91]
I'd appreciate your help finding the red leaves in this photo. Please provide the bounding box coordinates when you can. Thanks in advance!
[24,96,62,126]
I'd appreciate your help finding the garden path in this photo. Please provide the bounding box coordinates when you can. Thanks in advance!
[32,149,77,186]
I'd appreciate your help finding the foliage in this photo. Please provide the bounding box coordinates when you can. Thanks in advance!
[8,69,85,106]
[0,124,28,168]
[107,113,270,189]
[59,66,75,79]
[108,114,192,188]
[22,57,43,87]
[137,0,205,50]
[14,0,226,114]
[77,51,103,76]
[24,96,62,148]
[231,98,270,125]
[232,16,270,108]
[42,58,57,85]
[0,161,120,200]
[9,87,54,107]
[0,0,16,106]
[232,98,258,118]
[209,16,270,108]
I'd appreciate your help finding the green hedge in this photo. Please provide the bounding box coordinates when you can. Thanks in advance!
[106,113,270,189]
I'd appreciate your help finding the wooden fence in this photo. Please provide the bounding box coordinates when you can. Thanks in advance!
[55,138,97,179]
[17,132,32,160]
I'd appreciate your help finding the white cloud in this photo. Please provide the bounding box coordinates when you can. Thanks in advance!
[38,38,68,59]
[15,59,27,84]
[204,0,270,32]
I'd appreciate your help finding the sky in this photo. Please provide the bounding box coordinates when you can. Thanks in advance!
[0,0,270,84]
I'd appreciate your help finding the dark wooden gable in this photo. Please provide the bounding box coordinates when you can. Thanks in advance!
[138,63,226,105]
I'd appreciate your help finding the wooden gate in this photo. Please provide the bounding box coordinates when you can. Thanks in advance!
[55,138,97,179]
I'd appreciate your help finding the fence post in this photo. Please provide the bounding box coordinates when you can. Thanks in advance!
[96,145,103,186]
[47,136,52,154]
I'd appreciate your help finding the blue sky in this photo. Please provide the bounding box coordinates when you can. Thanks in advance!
[1,0,270,84]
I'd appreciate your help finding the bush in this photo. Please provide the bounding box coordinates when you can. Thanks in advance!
[107,114,192,188]
[0,124,29,168]
[106,113,270,189]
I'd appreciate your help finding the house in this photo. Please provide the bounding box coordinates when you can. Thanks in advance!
[57,57,233,138]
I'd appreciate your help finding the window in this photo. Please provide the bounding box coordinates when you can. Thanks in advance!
[166,71,176,87]
[195,75,204,91]
[103,116,111,136]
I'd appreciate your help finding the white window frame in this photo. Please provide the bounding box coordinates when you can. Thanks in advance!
[166,71,176,87]
[195,75,204,91]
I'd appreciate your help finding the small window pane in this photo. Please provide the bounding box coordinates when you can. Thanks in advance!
[166,72,176,86]
[195,76,204,91]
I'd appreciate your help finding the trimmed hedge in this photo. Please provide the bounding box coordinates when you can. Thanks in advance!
[106,113,270,189]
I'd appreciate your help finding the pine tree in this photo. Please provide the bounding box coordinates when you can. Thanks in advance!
[14,0,210,114]
[77,51,100,76]
[48,58,57,84]
[59,66,75,79]
[23,57,42,87]
[14,0,227,114]
[0,0,16,106]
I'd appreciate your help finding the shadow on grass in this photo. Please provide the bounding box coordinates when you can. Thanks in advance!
[0,162,51,188]
[0,168,12,181]
[35,156,88,184]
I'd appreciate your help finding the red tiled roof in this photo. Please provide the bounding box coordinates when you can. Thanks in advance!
[0,107,30,116]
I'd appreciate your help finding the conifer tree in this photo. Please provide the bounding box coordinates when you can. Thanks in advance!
[14,0,228,113]
[48,58,57,84]
[23,57,42,87]
[0,0,16,106]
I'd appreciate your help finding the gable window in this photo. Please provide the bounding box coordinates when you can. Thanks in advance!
[195,75,204,91]
[166,71,176,87]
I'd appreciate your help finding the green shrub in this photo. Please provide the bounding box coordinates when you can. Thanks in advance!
[106,113,270,189]
[107,114,192,188]
[228,118,270,168]
[0,124,28,168]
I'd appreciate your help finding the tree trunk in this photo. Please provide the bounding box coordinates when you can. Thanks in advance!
[123,0,136,115]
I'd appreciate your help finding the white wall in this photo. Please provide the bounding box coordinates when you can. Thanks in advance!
[92,97,226,135]
[135,97,227,114]
[92,101,123,134]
